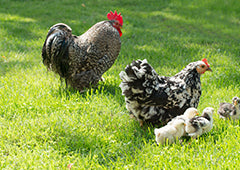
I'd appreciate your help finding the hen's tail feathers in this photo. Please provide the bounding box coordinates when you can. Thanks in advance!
[119,59,162,103]
[42,23,72,77]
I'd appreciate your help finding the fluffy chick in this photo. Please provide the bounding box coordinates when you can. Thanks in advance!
[154,119,186,145]
[167,107,199,136]
[168,107,199,125]
[217,97,240,120]
[185,107,214,139]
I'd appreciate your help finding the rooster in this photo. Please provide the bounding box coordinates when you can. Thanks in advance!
[42,11,123,91]
[119,58,212,126]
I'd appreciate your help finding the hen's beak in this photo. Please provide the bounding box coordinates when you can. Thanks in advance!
[207,67,212,72]
[234,100,237,106]
[196,112,199,116]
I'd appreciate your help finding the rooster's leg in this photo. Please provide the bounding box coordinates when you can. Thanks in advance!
[60,77,64,86]
[65,79,68,88]
[60,77,68,88]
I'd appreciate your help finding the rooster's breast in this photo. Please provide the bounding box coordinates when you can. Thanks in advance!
[67,21,121,91]
[73,21,120,73]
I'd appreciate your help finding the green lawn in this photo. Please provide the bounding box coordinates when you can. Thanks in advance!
[0,0,240,169]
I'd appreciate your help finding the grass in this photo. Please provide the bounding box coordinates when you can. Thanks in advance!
[0,0,240,169]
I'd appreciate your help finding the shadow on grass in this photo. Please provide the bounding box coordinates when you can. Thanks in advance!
[53,78,124,101]
[1,0,239,87]
[0,60,34,76]
[32,114,155,166]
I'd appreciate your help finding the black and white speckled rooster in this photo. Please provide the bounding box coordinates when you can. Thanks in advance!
[42,11,123,91]
[119,58,212,126]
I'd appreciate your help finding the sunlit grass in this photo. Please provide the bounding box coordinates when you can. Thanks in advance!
[0,0,240,169]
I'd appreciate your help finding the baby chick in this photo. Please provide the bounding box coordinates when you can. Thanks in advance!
[168,107,199,125]
[167,107,199,136]
[185,107,214,139]
[154,119,186,145]
[217,96,240,120]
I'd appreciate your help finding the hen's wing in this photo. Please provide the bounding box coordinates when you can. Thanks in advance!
[42,23,73,78]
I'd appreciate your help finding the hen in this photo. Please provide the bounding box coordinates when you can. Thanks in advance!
[217,96,240,120]
[119,58,212,126]
[42,11,123,91]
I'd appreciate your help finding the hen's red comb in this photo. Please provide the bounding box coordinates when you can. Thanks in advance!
[202,58,210,67]
[107,11,123,26]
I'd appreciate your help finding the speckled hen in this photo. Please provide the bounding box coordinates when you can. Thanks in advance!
[42,11,123,91]
[119,58,212,126]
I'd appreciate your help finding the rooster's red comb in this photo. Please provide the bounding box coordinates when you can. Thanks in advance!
[107,11,123,26]
[202,58,210,67]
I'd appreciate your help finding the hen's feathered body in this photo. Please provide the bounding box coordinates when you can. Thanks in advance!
[119,59,211,126]
[42,12,122,91]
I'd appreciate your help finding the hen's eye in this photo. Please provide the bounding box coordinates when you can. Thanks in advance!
[201,65,205,68]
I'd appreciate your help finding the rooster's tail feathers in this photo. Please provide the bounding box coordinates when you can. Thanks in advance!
[42,23,72,77]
